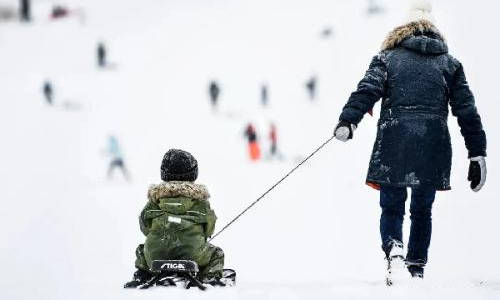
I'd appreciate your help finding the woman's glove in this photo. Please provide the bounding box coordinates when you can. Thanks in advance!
[468,156,486,192]
[334,120,356,142]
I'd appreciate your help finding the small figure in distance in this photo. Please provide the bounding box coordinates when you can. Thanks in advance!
[320,26,334,39]
[305,75,317,101]
[244,123,261,161]
[267,123,284,160]
[97,42,107,68]
[367,0,384,15]
[208,81,220,110]
[43,80,54,105]
[20,0,31,22]
[106,135,130,181]
[260,83,269,107]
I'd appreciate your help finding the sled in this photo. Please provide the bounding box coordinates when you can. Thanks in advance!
[139,260,236,290]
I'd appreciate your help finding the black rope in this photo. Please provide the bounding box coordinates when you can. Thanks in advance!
[209,134,335,242]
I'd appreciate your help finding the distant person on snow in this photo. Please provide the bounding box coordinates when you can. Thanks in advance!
[261,84,269,106]
[244,123,260,161]
[20,0,30,22]
[106,135,130,181]
[42,81,53,105]
[320,26,333,39]
[305,76,317,100]
[269,123,280,158]
[124,149,227,288]
[50,5,69,19]
[367,0,384,15]
[208,81,220,109]
[97,42,107,68]
[334,0,487,280]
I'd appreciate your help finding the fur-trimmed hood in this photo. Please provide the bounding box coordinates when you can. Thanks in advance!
[381,20,447,54]
[147,181,210,202]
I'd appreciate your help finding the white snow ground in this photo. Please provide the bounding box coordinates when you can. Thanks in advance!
[1,0,499,299]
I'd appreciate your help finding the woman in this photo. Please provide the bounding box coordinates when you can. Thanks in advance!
[334,1,487,279]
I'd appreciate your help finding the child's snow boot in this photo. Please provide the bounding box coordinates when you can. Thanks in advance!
[124,268,153,288]
[200,269,236,287]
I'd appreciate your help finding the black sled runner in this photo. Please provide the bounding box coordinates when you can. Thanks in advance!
[125,260,236,291]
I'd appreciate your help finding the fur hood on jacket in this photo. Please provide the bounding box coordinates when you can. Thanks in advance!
[381,20,445,51]
[147,181,210,202]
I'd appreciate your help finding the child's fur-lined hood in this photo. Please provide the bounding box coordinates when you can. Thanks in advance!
[148,181,210,202]
[381,20,446,52]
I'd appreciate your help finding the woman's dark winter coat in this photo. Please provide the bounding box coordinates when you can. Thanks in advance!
[339,20,486,190]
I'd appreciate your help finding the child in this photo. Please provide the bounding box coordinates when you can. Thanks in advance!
[124,149,225,287]
[334,1,487,280]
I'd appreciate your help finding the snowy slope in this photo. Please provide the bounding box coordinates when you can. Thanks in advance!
[1,0,499,299]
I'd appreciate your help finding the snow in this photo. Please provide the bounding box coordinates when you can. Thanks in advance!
[1,0,500,299]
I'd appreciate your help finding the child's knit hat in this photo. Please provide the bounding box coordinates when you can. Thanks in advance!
[161,149,198,182]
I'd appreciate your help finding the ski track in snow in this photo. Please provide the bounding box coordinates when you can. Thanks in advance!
[1,0,500,299]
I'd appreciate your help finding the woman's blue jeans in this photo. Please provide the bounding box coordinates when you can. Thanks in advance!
[380,185,436,265]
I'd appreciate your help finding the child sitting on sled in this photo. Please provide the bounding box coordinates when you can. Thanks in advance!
[124,149,227,288]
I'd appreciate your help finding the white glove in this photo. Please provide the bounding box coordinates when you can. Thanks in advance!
[334,120,357,142]
[468,156,486,192]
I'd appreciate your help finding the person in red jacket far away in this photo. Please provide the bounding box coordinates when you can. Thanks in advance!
[270,123,278,155]
[267,123,284,160]
[244,123,260,161]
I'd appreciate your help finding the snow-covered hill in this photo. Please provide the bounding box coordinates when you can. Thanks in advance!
[1,0,499,299]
